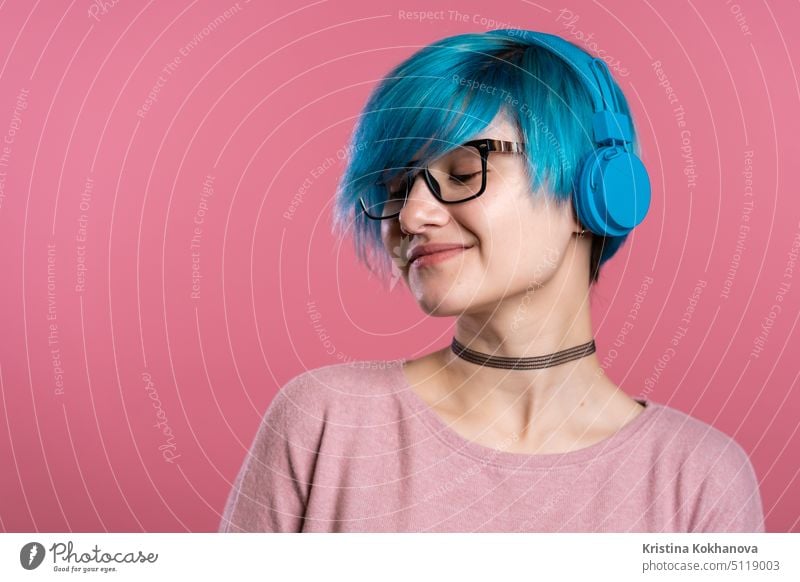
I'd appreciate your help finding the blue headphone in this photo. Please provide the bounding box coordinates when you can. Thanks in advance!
[517,32,651,238]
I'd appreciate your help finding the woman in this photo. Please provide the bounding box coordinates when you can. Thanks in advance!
[220,29,765,532]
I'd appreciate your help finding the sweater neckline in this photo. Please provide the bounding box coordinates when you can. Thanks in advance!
[390,358,658,469]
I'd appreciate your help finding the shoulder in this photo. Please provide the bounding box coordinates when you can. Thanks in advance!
[264,359,406,429]
[654,405,759,503]
[276,359,405,400]
[645,401,763,528]
[647,402,756,471]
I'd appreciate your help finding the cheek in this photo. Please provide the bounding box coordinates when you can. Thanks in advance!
[381,224,397,259]
[381,221,402,252]
[380,221,392,250]
[479,193,571,282]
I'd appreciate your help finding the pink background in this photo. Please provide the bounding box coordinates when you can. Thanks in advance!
[0,0,798,532]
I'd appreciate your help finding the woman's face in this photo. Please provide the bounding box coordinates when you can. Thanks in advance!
[381,111,584,316]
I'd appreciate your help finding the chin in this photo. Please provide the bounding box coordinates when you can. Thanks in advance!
[416,302,465,317]
[411,288,475,317]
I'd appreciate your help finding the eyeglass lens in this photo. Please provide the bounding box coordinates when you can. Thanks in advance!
[364,144,485,218]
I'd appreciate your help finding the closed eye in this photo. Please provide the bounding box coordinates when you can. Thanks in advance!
[449,172,481,184]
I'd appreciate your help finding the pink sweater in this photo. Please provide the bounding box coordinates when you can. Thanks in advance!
[219,360,765,532]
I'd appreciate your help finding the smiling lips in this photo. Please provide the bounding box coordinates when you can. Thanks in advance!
[408,243,473,268]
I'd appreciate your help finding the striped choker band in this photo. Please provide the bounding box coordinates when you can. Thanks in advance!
[450,337,596,370]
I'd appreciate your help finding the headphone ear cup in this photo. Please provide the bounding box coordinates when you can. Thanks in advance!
[574,146,651,237]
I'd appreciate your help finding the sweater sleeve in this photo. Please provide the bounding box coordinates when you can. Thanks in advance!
[691,438,765,533]
[218,372,324,532]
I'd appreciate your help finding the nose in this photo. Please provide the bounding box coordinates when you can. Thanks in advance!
[397,170,450,233]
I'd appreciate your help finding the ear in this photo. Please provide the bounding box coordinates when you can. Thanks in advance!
[567,196,585,236]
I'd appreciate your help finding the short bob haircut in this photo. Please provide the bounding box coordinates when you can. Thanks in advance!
[332,28,641,287]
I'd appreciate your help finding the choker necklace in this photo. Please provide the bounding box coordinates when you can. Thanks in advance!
[450,336,596,370]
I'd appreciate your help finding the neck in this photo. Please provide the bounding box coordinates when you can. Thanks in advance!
[435,276,607,427]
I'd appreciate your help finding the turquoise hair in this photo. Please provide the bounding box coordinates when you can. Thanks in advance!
[332,28,640,286]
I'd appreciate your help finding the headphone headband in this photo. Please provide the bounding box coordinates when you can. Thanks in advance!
[519,32,616,113]
[487,29,651,240]
[491,30,632,146]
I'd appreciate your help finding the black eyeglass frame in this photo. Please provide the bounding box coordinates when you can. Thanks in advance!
[358,138,526,220]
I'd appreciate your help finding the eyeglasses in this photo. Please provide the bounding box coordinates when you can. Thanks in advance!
[358,139,526,220]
